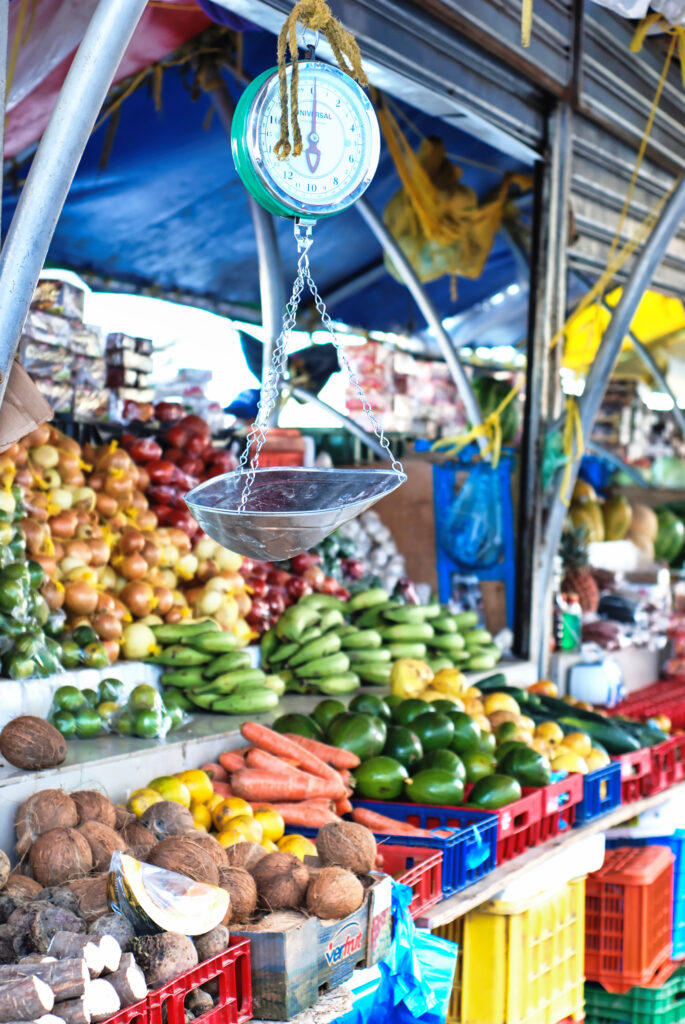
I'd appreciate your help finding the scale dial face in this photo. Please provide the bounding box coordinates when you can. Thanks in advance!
[243,61,380,217]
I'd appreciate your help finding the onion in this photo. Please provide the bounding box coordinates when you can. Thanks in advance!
[20,517,46,554]
[93,612,123,641]
[96,591,116,613]
[120,580,155,618]
[49,510,78,539]
[161,545,180,568]
[105,475,133,500]
[42,579,65,611]
[64,470,85,488]
[168,528,192,553]
[205,576,231,594]
[194,537,218,561]
[59,555,87,577]
[109,512,127,531]
[153,586,174,615]
[43,469,62,488]
[164,607,183,624]
[64,580,98,615]
[197,589,222,616]
[129,491,149,513]
[137,467,151,491]
[31,444,59,468]
[65,540,92,565]
[139,614,163,626]
[120,529,145,555]
[71,487,96,511]
[159,568,177,589]
[0,491,16,517]
[60,437,81,455]
[177,554,199,581]
[216,548,242,572]
[48,487,73,511]
[121,622,157,660]
[96,493,118,518]
[96,449,133,473]
[33,555,57,577]
[142,540,161,567]
[138,510,158,531]
[98,564,117,590]
[66,567,99,586]
[52,542,65,560]
[235,591,251,617]
[14,467,33,488]
[89,472,104,491]
[103,639,120,663]
[88,538,110,566]
[121,552,148,580]
[110,595,132,622]
[58,451,80,477]
[24,424,51,447]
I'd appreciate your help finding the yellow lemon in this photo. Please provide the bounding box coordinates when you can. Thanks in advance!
[464,686,482,698]
[530,738,552,757]
[551,752,588,774]
[390,658,433,699]
[473,714,492,733]
[421,689,464,707]
[226,814,263,843]
[563,732,592,758]
[518,716,536,733]
[148,776,191,808]
[464,698,484,716]
[261,838,278,853]
[175,769,213,805]
[127,788,162,817]
[535,721,565,746]
[206,793,224,813]
[192,804,212,831]
[650,714,672,733]
[254,807,285,843]
[586,748,611,770]
[483,693,520,716]
[277,834,317,861]
[216,829,247,848]
[431,668,468,697]
[212,797,252,831]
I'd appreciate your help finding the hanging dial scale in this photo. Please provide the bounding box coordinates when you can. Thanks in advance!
[185,45,406,560]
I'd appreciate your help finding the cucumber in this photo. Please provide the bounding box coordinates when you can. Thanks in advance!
[475,673,508,691]
[558,715,641,754]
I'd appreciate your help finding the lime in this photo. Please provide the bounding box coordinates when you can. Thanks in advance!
[129,684,162,713]
[60,640,81,669]
[27,560,46,591]
[116,712,133,736]
[72,624,98,647]
[165,705,184,730]
[81,688,99,707]
[0,562,30,585]
[133,709,162,738]
[74,706,104,739]
[13,633,44,658]
[0,579,27,613]
[82,643,109,670]
[96,701,120,725]
[53,685,86,712]
[28,592,49,626]
[52,709,77,738]
[99,678,124,703]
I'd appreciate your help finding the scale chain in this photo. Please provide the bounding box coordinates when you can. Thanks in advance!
[238,221,406,512]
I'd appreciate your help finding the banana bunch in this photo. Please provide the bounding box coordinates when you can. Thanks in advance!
[149,620,284,715]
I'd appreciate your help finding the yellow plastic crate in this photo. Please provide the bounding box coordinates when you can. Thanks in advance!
[436,878,586,1024]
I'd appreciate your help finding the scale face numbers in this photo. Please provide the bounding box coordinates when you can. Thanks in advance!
[234,61,380,218]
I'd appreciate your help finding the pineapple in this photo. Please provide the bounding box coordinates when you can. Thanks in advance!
[560,526,600,613]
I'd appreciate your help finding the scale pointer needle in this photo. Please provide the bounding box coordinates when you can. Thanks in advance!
[305,78,321,174]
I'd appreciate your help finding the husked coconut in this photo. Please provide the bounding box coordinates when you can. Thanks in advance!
[217,867,256,923]
[315,822,376,875]
[15,791,78,857]
[139,802,193,840]
[0,717,67,771]
[71,792,117,830]
[77,822,126,873]
[29,828,92,887]
[146,837,219,886]
[250,853,309,911]
[306,867,364,919]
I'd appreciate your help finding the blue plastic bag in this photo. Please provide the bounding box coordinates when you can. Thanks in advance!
[344,882,458,1024]
[437,462,503,569]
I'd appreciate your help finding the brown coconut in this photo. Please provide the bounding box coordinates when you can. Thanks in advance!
[147,837,219,886]
[119,820,157,860]
[16,790,79,857]
[4,874,43,898]
[218,867,257,923]
[223,841,267,873]
[0,850,9,891]
[29,827,93,887]
[114,805,136,830]
[306,867,364,920]
[0,716,67,771]
[140,801,193,840]
[182,831,228,871]
[251,852,309,911]
[316,822,376,875]
[71,791,117,830]
[77,821,126,872]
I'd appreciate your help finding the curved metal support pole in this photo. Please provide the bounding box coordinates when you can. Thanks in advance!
[585,440,649,487]
[0,0,9,245]
[0,0,148,409]
[539,176,685,629]
[290,385,388,459]
[204,63,285,426]
[355,197,485,438]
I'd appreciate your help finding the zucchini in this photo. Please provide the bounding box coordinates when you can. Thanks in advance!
[474,673,507,692]
[558,715,640,754]
[613,717,668,747]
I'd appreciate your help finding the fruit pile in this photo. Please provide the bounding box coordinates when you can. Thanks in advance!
[148,620,284,716]
[239,552,350,636]
[49,680,188,741]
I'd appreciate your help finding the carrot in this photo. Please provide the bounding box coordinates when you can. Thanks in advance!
[352,807,433,837]
[283,734,360,770]
[219,750,247,773]
[268,801,341,827]
[201,762,229,783]
[211,780,233,798]
[334,797,353,817]
[241,722,345,797]
[246,748,301,776]
[230,768,342,804]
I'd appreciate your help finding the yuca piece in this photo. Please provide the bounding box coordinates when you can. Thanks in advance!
[0,975,54,1021]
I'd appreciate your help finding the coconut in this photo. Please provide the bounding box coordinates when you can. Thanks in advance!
[77,821,126,872]
[4,874,43,898]
[120,821,157,860]
[0,850,9,891]
[250,852,309,911]
[315,822,376,875]
[29,828,93,887]
[217,867,257,923]
[71,791,117,830]
[16,791,79,857]
[306,867,364,920]
[114,806,136,830]
[0,716,67,771]
[140,801,194,840]
[223,842,267,873]
[182,831,228,871]
[147,837,219,886]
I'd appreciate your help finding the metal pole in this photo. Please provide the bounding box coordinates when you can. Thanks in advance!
[356,196,485,433]
[0,0,9,245]
[539,175,685,609]
[290,385,389,459]
[0,0,148,408]
[203,63,285,425]
[585,440,649,487]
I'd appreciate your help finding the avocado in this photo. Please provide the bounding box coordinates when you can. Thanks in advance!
[349,693,392,720]
[432,699,462,715]
[468,774,522,809]
[413,748,466,781]
[383,725,423,768]
[272,713,323,740]
[393,699,435,727]
[461,750,497,784]
[312,699,346,733]
[354,756,408,799]
[494,740,531,765]
[448,712,481,754]
[499,746,551,787]
[477,731,497,754]
[411,712,455,752]
[327,712,386,758]
[406,768,465,806]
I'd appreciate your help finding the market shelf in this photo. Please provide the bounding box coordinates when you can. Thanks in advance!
[416,780,685,930]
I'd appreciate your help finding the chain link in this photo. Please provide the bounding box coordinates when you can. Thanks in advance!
[238,220,406,512]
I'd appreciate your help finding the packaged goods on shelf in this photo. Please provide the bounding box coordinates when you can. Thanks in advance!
[32,277,85,320]
[107,332,153,356]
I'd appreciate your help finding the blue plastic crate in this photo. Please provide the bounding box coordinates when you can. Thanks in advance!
[576,762,623,824]
[606,831,685,959]
[351,800,498,896]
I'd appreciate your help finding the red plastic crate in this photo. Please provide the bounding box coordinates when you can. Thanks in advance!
[585,845,674,993]
[608,678,685,729]
[147,939,252,1024]
[648,735,685,794]
[528,773,585,841]
[461,786,542,864]
[101,1000,149,1024]
[380,843,443,919]
[612,747,653,802]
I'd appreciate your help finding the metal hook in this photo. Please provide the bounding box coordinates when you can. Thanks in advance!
[302,26,320,59]
[294,217,316,255]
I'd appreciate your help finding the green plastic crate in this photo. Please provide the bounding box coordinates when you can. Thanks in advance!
[584,967,685,1024]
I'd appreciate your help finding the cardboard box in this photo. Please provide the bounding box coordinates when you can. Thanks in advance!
[233,874,392,1020]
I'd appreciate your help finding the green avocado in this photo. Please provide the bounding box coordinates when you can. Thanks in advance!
[349,694,392,720]
[494,740,532,765]
[413,748,466,781]
[272,713,323,740]
[327,712,387,759]
[383,725,423,768]
[461,750,497,784]
[448,712,481,755]
[312,699,346,733]
[354,756,408,799]
[411,712,455,752]
[392,699,434,727]
[477,731,497,754]
[406,768,465,806]
[468,774,522,809]
[499,746,551,788]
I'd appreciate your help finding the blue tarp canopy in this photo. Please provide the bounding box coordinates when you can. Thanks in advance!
[2,30,533,334]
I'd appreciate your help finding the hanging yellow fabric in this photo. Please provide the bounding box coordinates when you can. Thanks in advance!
[521,0,533,47]
[377,101,531,286]
[273,0,367,159]
[559,397,583,506]
[430,380,523,469]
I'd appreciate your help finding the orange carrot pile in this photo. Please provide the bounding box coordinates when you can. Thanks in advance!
[283,734,360,770]
[352,807,434,837]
